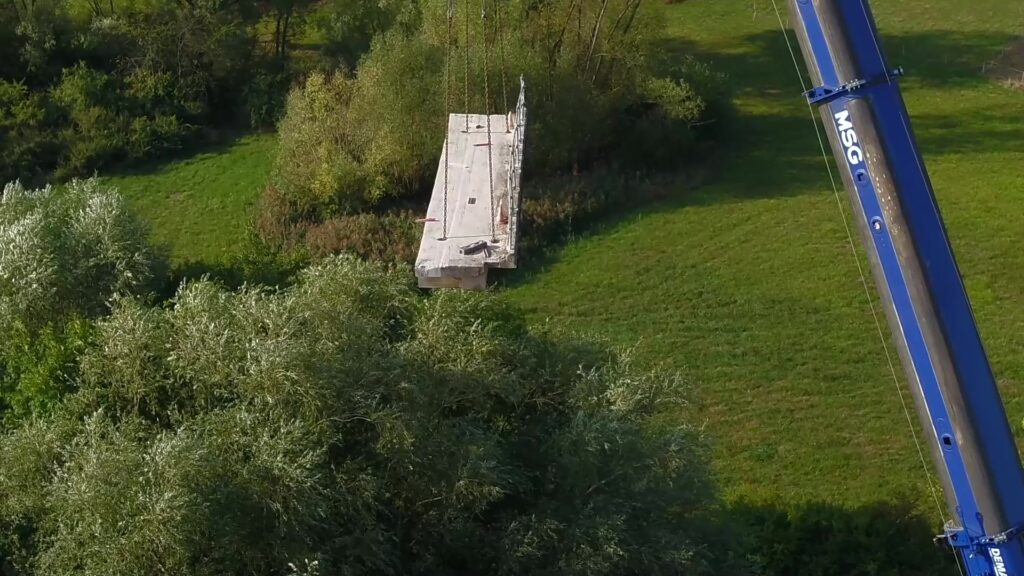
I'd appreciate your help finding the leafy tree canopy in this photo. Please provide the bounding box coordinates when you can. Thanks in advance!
[0,254,720,576]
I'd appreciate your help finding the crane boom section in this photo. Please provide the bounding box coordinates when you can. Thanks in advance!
[787,1,1024,574]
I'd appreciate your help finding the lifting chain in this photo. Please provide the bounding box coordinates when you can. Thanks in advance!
[442,0,455,240]
[494,0,508,116]
[481,0,496,242]
[464,0,470,132]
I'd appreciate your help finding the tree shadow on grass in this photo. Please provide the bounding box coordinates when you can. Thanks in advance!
[500,27,1022,286]
[723,499,961,576]
[656,28,1017,93]
[656,28,1023,156]
[659,28,1023,153]
[102,129,272,180]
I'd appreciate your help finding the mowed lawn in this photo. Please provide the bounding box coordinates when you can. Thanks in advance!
[506,0,1024,514]
[103,133,276,264]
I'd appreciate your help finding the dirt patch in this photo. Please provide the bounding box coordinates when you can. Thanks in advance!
[984,38,1024,90]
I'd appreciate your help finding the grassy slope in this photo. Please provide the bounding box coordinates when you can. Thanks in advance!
[102,134,277,264]
[506,0,1024,513]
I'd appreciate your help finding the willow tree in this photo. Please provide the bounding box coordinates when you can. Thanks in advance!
[0,254,723,575]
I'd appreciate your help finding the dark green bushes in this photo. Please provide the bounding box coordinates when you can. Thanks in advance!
[313,0,417,69]
[0,178,159,426]
[0,0,297,184]
[0,61,195,183]
[0,255,722,576]
[262,0,730,264]
[49,63,193,178]
[0,81,62,185]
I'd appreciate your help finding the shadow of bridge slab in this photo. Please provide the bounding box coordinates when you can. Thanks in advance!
[655,28,1023,156]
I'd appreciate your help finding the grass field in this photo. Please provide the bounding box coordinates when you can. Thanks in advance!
[505,0,1024,515]
[101,0,1024,521]
[102,133,276,264]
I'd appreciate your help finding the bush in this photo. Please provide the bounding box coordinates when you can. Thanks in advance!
[313,0,417,69]
[49,63,193,178]
[0,177,158,331]
[342,31,443,200]
[269,0,730,218]
[0,80,62,185]
[272,72,366,215]
[120,6,260,122]
[0,177,158,424]
[0,2,263,181]
[243,64,293,129]
[304,210,420,263]
[0,256,722,576]
[0,317,93,426]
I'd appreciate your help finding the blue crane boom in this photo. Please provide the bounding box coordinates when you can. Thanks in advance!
[787,1,1024,574]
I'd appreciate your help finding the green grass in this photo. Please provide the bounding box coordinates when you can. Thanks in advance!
[94,0,1024,520]
[102,133,277,264]
[505,0,1024,515]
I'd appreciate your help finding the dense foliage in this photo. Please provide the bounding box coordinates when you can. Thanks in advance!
[262,0,729,264]
[0,0,411,184]
[0,254,721,576]
[269,0,729,217]
[0,178,158,423]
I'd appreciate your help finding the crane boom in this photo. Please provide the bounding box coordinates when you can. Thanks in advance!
[787,1,1024,574]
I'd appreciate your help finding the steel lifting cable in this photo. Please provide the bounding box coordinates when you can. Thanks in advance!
[481,0,496,242]
[442,0,455,240]
[494,0,509,116]
[766,4,965,575]
[464,0,471,133]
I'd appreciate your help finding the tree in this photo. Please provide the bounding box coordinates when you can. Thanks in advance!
[313,0,415,68]
[266,0,313,59]
[0,255,723,575]
[0,178,156,333]
[0,178,158,423]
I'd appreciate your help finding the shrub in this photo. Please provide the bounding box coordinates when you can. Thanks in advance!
[11,0,76,82]
[0,317,93,426]
[304,210,420,263]
[0,177,158,333]
[313,0,417,69]
[0,178,158,425]
[50,63,193,177]
[272,72,366,215]
[0,80,61,185]
[0,3,261,180]
[0,256,722,576]
[270,0,730,218]
[243,64,293,129]
[121,6,259,122]
[343,31,442,200]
